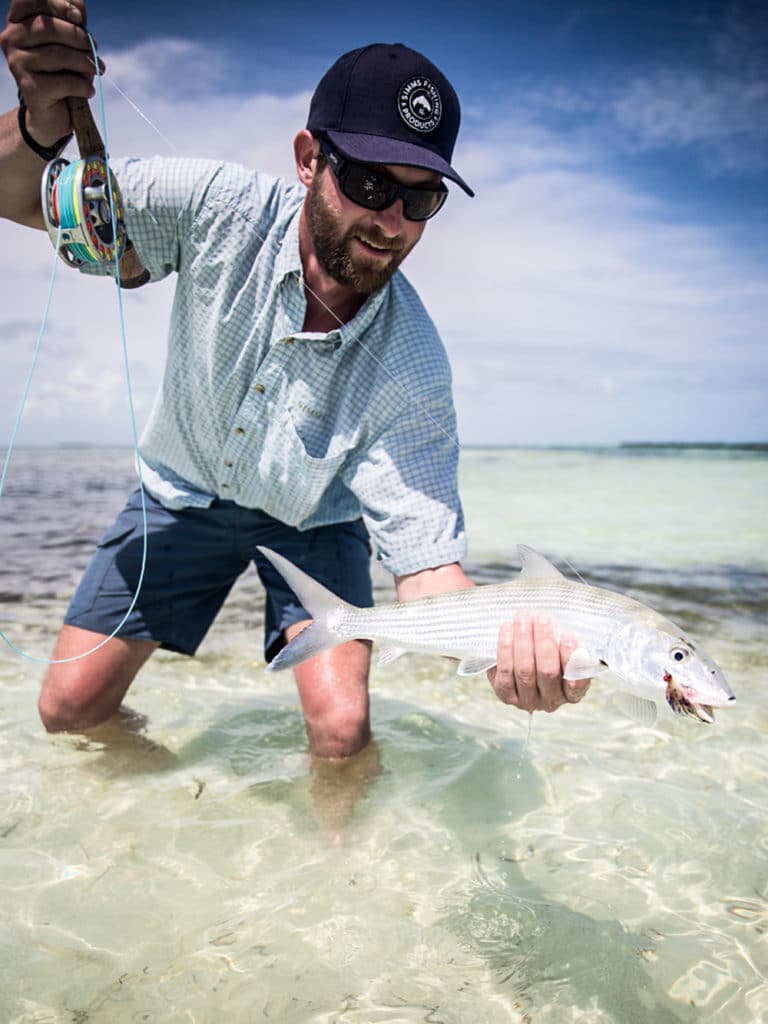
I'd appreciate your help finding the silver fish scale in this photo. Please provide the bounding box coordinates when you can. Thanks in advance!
[337,579,667,659]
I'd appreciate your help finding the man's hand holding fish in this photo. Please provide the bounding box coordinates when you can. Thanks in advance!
[394,561,591,715]
[489,614,591,712]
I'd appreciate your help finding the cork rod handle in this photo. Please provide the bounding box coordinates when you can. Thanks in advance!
[67,96,105,158]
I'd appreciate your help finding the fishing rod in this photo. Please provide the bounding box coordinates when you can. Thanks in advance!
[40,95,150,289]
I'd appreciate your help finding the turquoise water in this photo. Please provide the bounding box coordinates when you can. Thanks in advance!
[0,446,766,1023]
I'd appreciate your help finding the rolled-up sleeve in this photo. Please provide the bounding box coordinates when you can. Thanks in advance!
[346,384,466,576]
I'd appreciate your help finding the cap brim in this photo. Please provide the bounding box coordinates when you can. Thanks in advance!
[325,130,475,197]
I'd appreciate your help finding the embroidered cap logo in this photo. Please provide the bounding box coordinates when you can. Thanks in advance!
[397,77,442,133]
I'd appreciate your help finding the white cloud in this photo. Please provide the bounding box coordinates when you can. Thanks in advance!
[405,112,767,442]
[518,62,768,178]
[611,71,768,173]
[102,39,231,97]
[1,37,766,449]
[411,160,766,349]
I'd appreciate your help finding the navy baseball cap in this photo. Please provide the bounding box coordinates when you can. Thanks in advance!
[307,43,474,197]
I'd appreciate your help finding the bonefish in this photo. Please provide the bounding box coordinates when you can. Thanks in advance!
[259,544,735,724]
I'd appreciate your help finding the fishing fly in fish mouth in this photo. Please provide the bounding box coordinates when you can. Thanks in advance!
[0,2,732,755]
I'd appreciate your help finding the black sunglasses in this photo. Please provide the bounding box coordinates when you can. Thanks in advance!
[318,140,448,222]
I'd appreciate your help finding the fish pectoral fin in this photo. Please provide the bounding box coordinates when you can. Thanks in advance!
[378,646,407,667]
[614,692,659,726]
[457,655,498,676]
[563,647,609,680]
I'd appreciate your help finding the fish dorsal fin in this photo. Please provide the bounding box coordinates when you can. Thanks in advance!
[517,545,566,580]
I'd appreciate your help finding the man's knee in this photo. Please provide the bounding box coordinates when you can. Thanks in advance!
[305,705,372,759]
[37,676,102,732]
[38,697,80,733]
[292,639,372,758]
[37,630,156,733]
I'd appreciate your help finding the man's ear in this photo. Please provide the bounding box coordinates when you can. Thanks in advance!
[294,129,320,188]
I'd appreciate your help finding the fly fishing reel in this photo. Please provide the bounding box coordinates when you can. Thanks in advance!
[41,154,127,269]
[39,96,150,288]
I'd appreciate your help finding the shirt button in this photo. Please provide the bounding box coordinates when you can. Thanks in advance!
[253,383,265,393]
[283,337,294,345]
[221,483,230,490]
[223,460,233,468]
[234,427,245,436]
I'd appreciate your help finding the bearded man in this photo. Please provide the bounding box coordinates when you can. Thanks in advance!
[0,0,589,758]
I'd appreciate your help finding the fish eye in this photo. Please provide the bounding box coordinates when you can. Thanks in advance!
[671,645,690,663]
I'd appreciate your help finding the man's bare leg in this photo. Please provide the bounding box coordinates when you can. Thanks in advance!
[287,621,379,827]
[288,620,372,759]
[38,625,159,733]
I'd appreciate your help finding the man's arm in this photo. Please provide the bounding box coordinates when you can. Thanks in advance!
[395,562,591,713]
[0,0,96,226]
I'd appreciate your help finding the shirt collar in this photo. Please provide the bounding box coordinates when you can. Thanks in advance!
[273,200,304,284]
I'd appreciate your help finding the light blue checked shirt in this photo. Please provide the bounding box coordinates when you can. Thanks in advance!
[89,157,465,575]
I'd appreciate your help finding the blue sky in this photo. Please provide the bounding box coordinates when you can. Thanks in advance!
[1,0,766,445]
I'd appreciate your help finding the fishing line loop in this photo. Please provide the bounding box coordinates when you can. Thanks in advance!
[0,28,148,665]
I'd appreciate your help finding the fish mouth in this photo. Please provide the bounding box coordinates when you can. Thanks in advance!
[665,675,714,724]
[680,700,715,724]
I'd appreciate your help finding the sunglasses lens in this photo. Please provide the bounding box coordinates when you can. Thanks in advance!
[343,164,394,210]
[402,188,447,221]
[344,169,446,221]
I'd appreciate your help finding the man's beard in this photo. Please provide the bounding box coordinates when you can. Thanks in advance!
[306,174,412,295]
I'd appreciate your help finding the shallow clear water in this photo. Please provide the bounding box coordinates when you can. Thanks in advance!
[1,446,766,1023]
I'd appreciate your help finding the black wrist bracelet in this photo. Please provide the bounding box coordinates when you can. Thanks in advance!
[17,97,73,161]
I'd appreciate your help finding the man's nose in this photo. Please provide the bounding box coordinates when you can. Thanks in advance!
[371,198,406,236]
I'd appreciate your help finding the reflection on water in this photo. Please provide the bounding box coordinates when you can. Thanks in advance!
[0,447,766,1022]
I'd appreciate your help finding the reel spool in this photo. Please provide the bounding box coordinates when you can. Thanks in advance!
[41,155,127,269]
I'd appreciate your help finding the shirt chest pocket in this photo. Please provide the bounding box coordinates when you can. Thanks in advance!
[250,406,353,525]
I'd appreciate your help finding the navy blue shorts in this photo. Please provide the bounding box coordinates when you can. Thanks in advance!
[65,488,373,660]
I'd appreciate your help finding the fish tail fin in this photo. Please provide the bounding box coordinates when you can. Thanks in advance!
[257,546,353,672]
[267,620,338,672]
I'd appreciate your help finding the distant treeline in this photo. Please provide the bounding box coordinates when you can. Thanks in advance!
[620,441,768,451]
